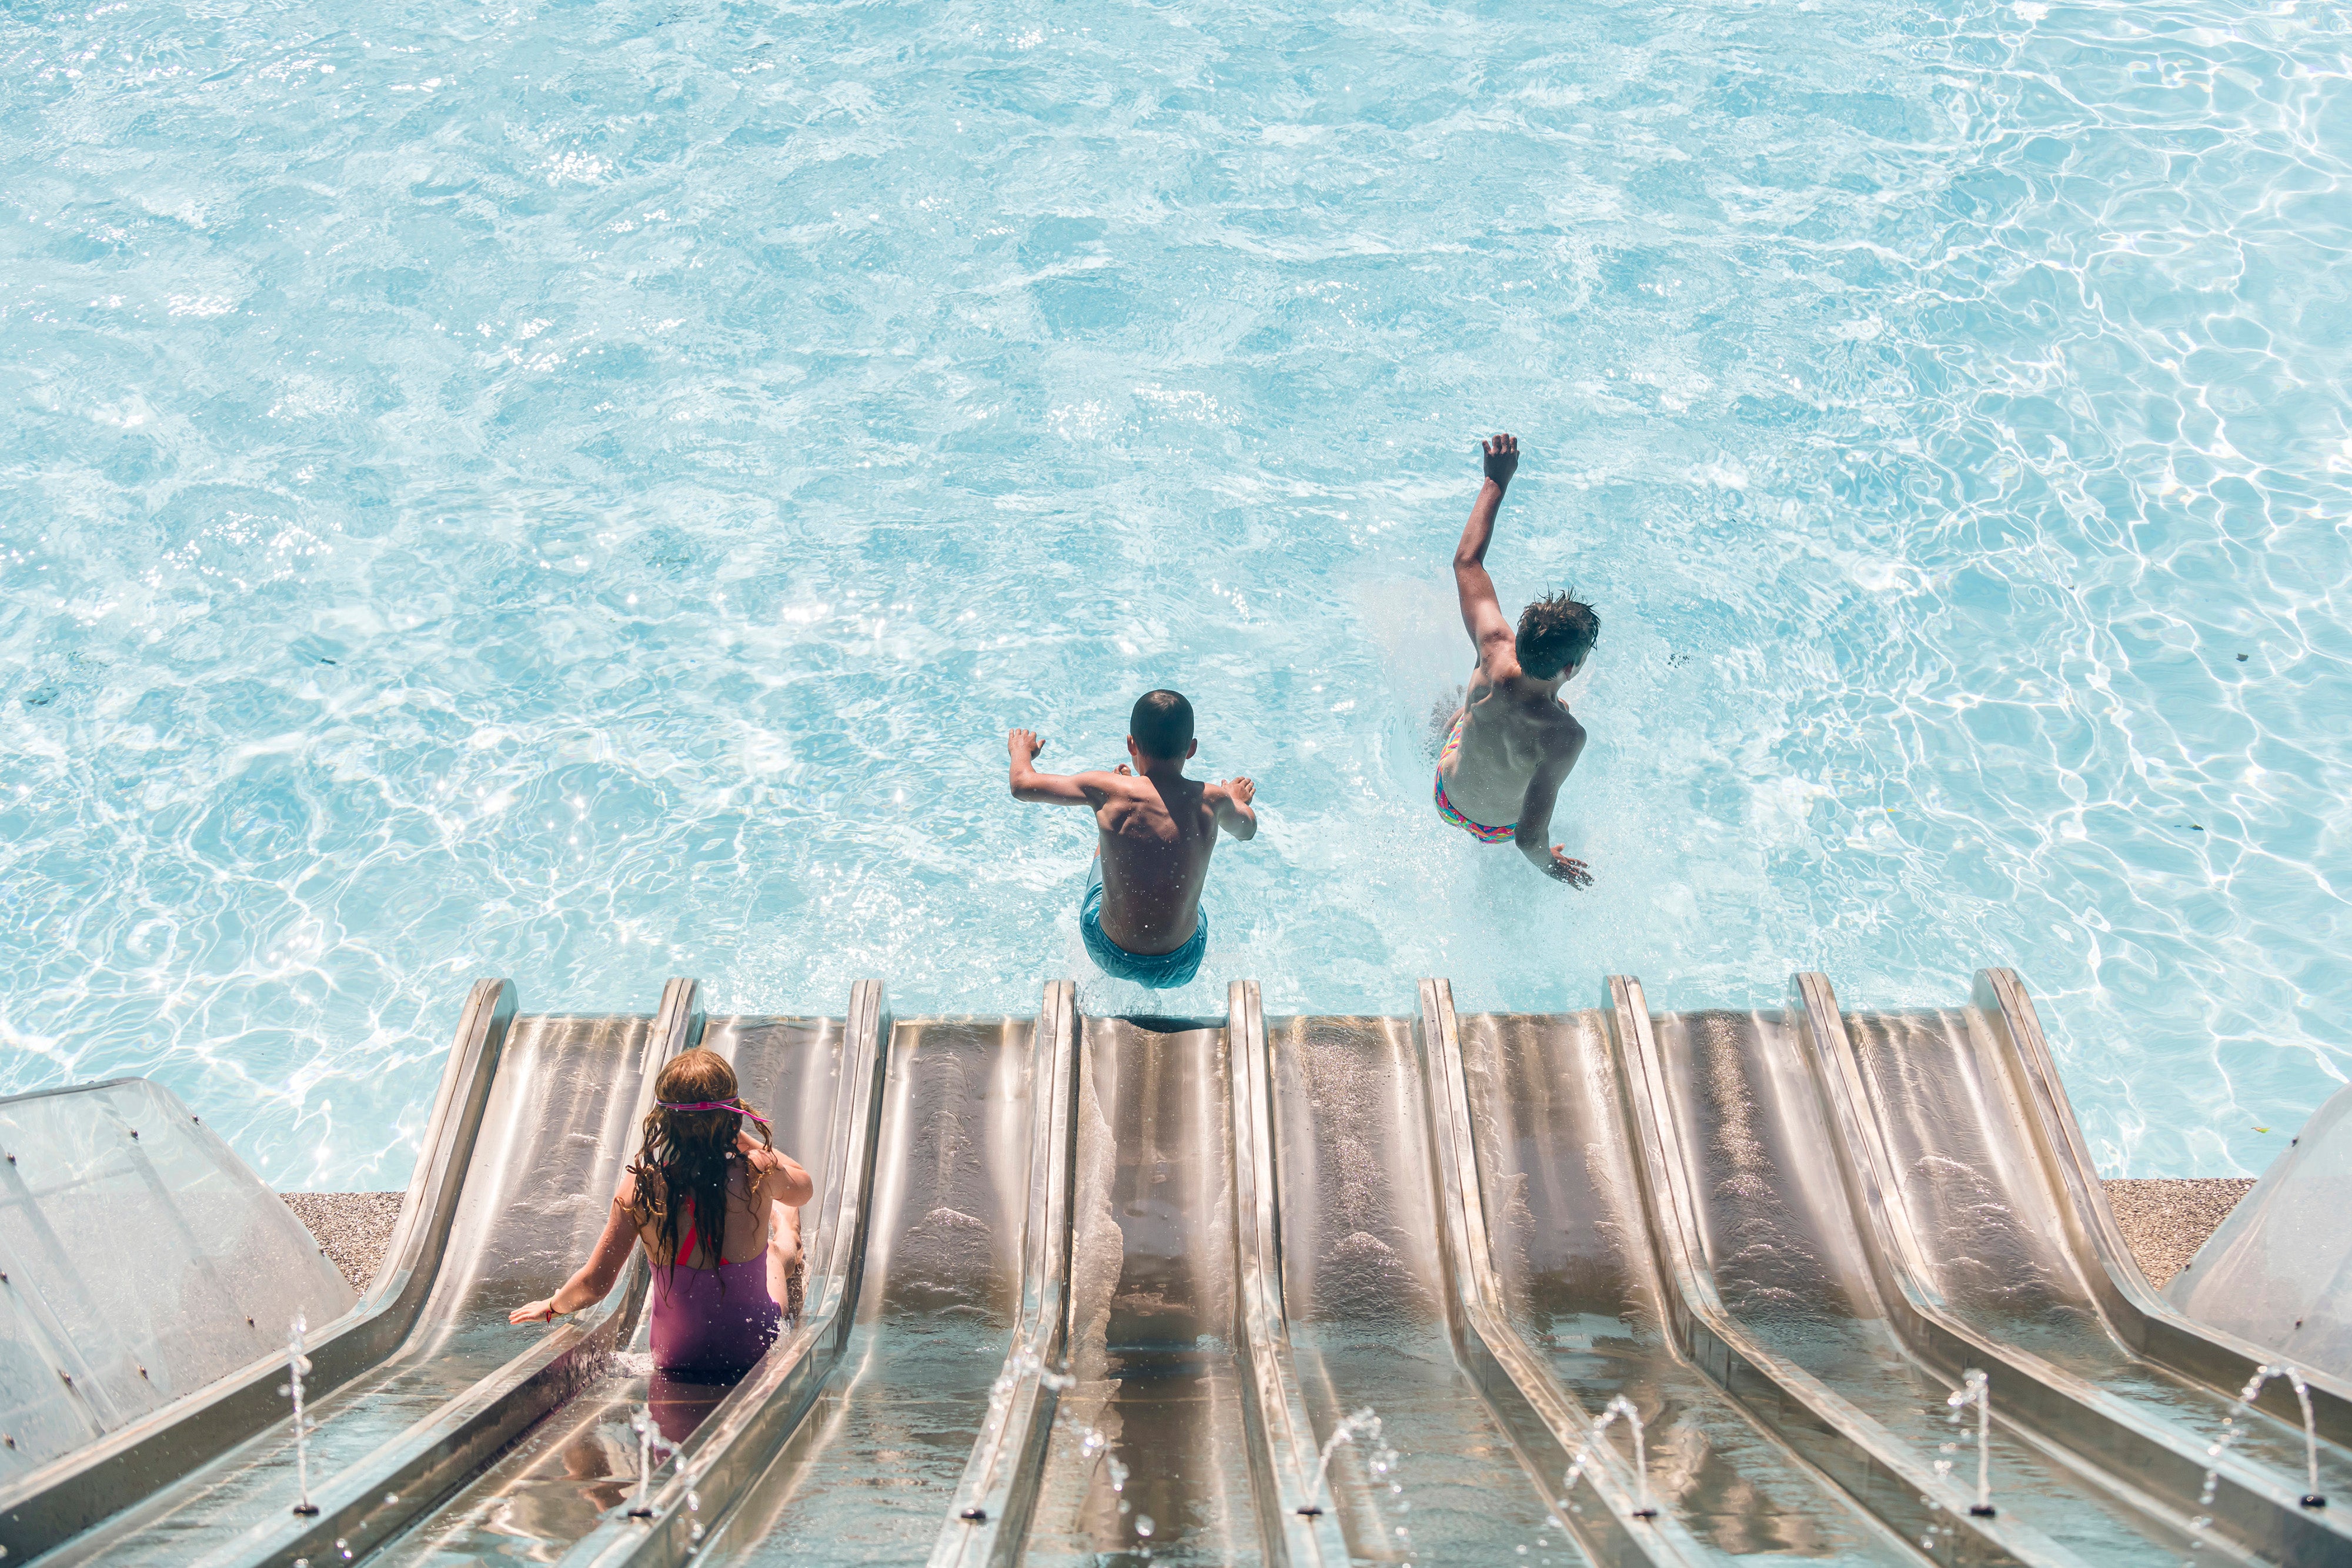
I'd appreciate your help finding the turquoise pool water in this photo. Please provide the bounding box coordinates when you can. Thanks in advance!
[4,0,2347,1186]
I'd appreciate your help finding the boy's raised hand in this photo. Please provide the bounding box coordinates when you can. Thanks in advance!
[1008,727,1044,761]
[1482,432,1519,487]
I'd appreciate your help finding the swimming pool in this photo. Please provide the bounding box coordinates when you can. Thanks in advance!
[4,0,2347,1188]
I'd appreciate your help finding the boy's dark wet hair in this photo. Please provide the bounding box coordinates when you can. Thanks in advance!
[1131,688,1195,760]
[1518,589,1599,679]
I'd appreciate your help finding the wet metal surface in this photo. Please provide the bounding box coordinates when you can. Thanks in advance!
[1272,1013,1572,1564]
[373,1015,841,1566]
[1020,1017,1259,1568]
[1839,1005,2352,1552]
[711,1017,1034,1567]
[1653,1008,2193,1564]
[38,1011,662,1567]
[0,1078,354,1479]
[1459,1009,1913,1564]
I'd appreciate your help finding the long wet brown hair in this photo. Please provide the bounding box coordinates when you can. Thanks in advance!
[629,1049,772,1291]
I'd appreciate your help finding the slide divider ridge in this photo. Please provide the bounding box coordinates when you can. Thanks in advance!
[927,979,1084,1568]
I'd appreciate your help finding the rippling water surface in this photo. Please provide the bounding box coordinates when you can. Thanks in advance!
[5,0,2349,1184]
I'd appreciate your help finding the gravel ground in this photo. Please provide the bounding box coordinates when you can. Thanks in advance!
[2102,1178,2256,1289]
[282,1181,2255,1296]
[281,1192,403,1292]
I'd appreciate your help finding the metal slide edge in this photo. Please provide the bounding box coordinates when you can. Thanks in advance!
[1791,973,2350,1563]
[1226,981,1352,1566]
[1602,976,2055,1567]
[927,979,1084,1568]
[0,977,519,1563]
[1413,979,1710,1568]
[189,980,700,1568]
[557,979,894,1568]
[1976,968,2352,1446]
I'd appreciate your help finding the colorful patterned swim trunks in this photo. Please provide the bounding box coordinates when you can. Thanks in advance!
[1434,713,1518,844]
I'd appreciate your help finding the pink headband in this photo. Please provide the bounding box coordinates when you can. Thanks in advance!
[657,1098,769,1126]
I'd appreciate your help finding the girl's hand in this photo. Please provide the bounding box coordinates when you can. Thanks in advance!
[509,1299,562,1325]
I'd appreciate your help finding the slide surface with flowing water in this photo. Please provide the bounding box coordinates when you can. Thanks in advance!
[369,1014,846,1566]
[1450,1008,1919,1565]
[1638,1002,2190,1563]
[32,1001,681,1568]
[1272,1012,1591,1563]
[1804,974,2352,1566]
[1013,1014,1262,1567]
[22,968,2349,1568]
[702,1014,1044,1567]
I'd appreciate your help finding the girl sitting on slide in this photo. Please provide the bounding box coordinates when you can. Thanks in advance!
[510,1048,813,1377]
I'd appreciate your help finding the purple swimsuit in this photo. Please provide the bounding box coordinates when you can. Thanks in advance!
[650,1216,781,1376]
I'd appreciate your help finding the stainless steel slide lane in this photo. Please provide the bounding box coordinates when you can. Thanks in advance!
[1009,1011,1269,1565]
[1444,999,1926,1565]
[35,981,698,1568]
[1267,1000,1594,1563]
[694,997,1062,1567]
[377,990,885,1566]
[1423,979,1867,1568]
[2,978,513,1563]
[552,984,891,1568]
[1795,972,2352,1565]
[1612,979,2202,1564]
[1981,967,2352,1455]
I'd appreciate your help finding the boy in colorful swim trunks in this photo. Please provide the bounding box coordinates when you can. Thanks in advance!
[1008,690,1258,989]
[1435,433,1599,886]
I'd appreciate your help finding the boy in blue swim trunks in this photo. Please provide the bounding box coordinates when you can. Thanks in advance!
[1008,690,1257,989]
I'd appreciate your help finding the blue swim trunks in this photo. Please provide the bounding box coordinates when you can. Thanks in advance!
[1080,857,1207,990]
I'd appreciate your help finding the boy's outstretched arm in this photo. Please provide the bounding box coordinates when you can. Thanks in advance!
[1454,433,1521,677]
[1214,775,1258,840]
[1008,728,1115,806]
[1511,730,1593,888]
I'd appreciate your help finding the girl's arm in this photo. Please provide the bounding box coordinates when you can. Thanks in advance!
[508,1176,642,1325]
[741,1132,815,1209]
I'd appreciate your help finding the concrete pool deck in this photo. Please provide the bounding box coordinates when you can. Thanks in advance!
[2103,1176,2257,1289]
[281,1191,405,1292]
[283,1177,2260,1295]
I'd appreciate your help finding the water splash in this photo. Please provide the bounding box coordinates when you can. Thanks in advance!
[626,1405,670,1519]
[980,1351,1147,1546]
[1562,1395,1656,1519]
[1946,1368,1995,1517]
[1308,1405,1382,1511]
[282,1315,319,1517]
[2193,1361,2327,1545]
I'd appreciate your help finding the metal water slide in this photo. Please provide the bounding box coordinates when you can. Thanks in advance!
[1802,972,2352,1563]
[18,979,700,1567]
[541,972,2350,1567]
[1276,1004,1696,1564]
[1422,991,1923,1567]
[20,968,2350,1566]
[1593,971,2352,1567]
[2,978,515,1564]
[610,991,1068,1568]
[369,991,885,1564]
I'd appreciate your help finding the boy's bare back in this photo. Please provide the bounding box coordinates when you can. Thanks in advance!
[1008,728,1256,955]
